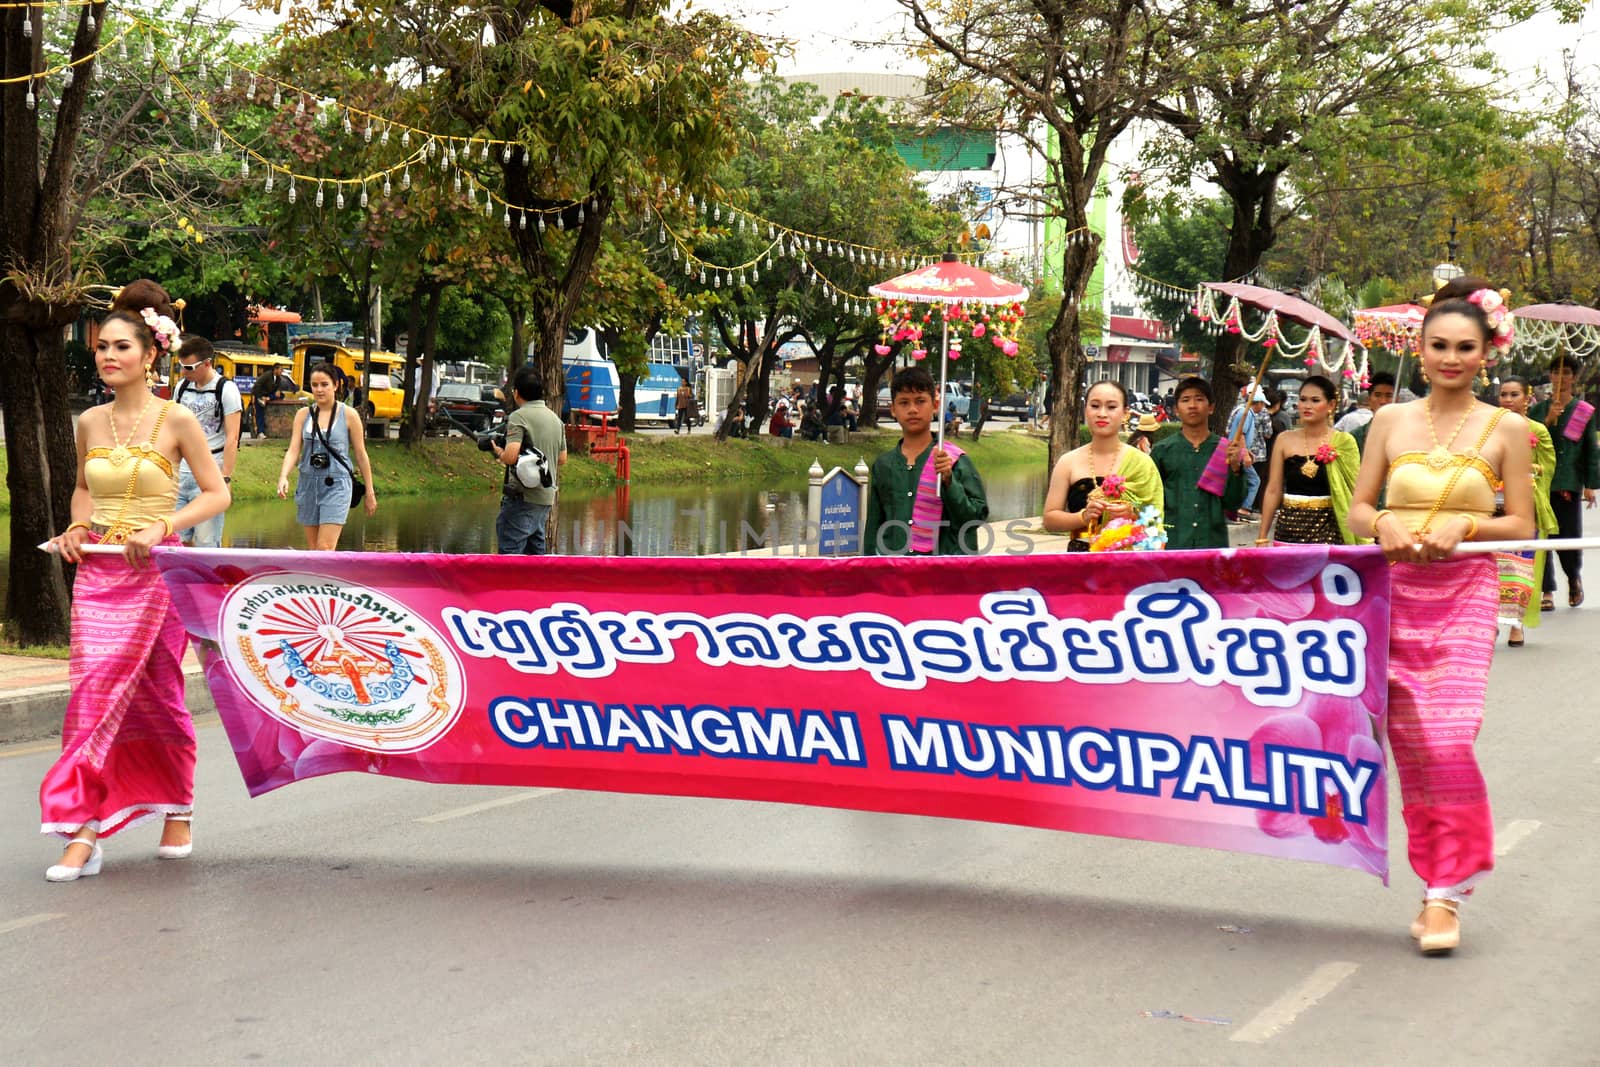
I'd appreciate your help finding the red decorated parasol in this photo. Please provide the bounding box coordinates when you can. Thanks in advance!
[871,254,1030,446]
[871,256,1031,307]
[1353,303,1426,356]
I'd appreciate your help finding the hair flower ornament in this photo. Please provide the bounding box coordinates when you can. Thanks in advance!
[1465,288,1515,359]
[139,307,181,353]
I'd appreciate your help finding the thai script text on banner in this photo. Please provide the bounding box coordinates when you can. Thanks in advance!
[157,547,1392,881]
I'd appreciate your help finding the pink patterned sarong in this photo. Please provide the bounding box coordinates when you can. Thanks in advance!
[1387,558,1497,899]
[39,537,194,839]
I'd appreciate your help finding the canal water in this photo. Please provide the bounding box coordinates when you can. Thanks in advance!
[2,463,1049,564]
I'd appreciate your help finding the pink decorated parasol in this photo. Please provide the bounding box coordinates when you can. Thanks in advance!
[871,254,1030,447]
[1190,282,1359,496]
[1201,282,1359,345]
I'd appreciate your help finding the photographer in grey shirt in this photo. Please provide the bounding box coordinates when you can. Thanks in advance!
[489,365,567,554]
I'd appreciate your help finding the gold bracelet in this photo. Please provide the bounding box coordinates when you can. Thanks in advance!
[155,516,174,538]
[1254,537,1271,545]
[1372,509,1397,537]
[64,521,90,535]
[1459,513,1478,542]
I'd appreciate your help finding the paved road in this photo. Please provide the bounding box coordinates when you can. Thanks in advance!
[2,549,1597,1064]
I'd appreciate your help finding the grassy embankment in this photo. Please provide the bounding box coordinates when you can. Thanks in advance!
[0,425,1049,511]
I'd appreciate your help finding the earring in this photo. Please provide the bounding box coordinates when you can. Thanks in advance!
[1477,367,1490,388]
[1422,370,1431,385]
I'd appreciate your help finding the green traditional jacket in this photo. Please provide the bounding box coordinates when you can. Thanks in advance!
[1528,399,1600,493]
[1350,418,1372,455]
[1149,432,1246,550]
[864,440,990,555]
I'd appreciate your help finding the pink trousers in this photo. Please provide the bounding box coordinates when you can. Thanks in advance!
[39,543,194,839]
[1387,559,1497,899]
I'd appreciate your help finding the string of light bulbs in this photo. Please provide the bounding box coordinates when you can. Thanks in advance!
[23,10,1071,299]
[2,21,130,87]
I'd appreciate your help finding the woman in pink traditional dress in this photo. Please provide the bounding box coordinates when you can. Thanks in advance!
[1350,275,1534,954]
[39,308,231,882]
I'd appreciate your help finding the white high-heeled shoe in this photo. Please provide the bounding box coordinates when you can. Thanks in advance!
[157,814,192,860]
[45,838,103,882]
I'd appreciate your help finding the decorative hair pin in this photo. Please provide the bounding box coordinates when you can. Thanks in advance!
[138,307,181,353]
[1465,288,1514,359]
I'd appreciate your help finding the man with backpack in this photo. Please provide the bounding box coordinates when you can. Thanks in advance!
[488,365,567,554]
[172,336,242,547]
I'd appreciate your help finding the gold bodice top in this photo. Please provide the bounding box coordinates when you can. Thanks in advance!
[1386,408,1504,534]
[83,402,178,538]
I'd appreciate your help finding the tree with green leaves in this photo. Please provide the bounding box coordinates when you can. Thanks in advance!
[1,4,252,641]
[898,0,1197,466]
[280,0,771,410]
[1128,197,1232,365]
[674,78,960,439]
[1139,0,1574,423]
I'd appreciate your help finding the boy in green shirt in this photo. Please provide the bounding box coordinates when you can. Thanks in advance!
[864,367,989,554]
[1150,376,1247,549]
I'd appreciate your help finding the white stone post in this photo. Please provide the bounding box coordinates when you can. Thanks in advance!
[806,458,825,557]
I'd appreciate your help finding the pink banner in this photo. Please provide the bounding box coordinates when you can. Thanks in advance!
[157,547,1392,881]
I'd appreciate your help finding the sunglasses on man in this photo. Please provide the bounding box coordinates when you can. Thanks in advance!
[178,361,206,372]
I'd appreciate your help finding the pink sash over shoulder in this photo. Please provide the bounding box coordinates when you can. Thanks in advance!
[909,442,965,553]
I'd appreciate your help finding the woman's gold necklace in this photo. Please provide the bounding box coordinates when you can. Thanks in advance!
[106,394,155,468]
[1298,426,1332,479]
[1425,396,1477,472]
[1084,444,1122,534]
[1091,442,1122,484]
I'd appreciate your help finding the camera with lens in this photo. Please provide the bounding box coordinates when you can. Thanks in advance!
[475,429,507,453]
[309,451,331,469]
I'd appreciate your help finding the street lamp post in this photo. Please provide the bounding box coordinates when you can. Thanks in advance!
[1432,216,1464,291]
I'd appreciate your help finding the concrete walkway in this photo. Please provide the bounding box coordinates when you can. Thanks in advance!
[0,647,210,746]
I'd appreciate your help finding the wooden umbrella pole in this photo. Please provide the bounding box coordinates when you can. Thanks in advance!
[1545,332,1568,427]
[936,317,949,450]
[1227,341,1279,449]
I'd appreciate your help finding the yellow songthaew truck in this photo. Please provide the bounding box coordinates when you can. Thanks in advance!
[290,340,406,420]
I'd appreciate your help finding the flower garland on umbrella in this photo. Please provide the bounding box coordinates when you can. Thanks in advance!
[874,299,1026,361]
[1353,311,1422,357]
[1190,288,1371,387]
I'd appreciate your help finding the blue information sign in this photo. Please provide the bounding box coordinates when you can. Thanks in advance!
[817,468,862,556]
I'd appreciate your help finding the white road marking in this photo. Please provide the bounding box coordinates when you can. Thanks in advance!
[0,913,66,936]
[415,790,560,823]
[1496,819,1542,857]
[1230,961,1359,1044]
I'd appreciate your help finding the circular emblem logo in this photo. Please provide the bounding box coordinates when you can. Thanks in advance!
[219,572,465,754]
